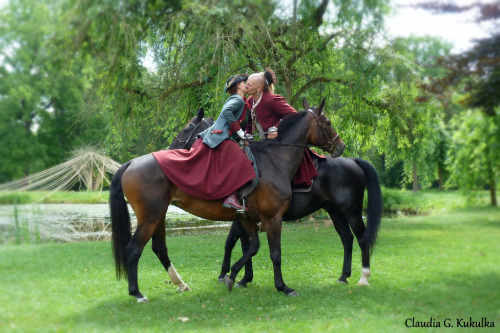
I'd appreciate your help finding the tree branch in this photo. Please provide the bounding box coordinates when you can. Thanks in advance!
[291,76,391,113]
[291,76,353,104]
[285,32,339,69]
[313,0,329,28]
[159,75,216,101]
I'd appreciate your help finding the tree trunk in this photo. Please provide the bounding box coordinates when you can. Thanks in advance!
[284,78,293,103]
[412,162,419,193]
[438,167,444,190]
[487,156,497,206]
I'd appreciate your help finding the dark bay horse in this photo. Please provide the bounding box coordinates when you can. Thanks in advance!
[168,108,213,150]
[170,107,382,288]
[110,99,342,301]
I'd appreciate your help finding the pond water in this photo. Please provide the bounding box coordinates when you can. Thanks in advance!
[0,204,231,242]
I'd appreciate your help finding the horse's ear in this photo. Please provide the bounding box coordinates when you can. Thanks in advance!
[302,98,310,110]
[196,108,204,121]
[317,98,326,115]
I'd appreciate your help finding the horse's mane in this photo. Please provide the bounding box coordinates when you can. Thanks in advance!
[249,111,308,152]
[185,116,198,127]
[276,111,308,142]
[184,117,214,131]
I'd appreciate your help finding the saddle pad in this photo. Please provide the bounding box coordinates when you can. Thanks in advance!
[152,139,256,200]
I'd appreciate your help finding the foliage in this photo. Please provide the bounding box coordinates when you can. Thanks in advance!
[0,0,498,203]
[0,0,107,182]
[446,109,500,204]
[413,1,500,204]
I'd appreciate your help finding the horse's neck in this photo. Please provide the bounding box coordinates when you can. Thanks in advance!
[255,128,311,182]
[278,123,310,147]
[270,145,307,182]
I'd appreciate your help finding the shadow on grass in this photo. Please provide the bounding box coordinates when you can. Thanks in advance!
[65,269,500,331]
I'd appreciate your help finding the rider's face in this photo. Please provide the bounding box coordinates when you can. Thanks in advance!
[237,81,248,94]
[246,76,260,95]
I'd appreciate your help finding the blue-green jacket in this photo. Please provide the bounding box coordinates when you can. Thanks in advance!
[198,94,245,148]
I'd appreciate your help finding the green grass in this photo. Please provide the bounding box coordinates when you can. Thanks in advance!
[0,191,109,204]
[1,206,499,332]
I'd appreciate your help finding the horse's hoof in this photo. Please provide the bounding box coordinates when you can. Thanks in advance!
[236,279,250,288]
[358,268,371,286]
[224,275,234,291]
[218,277,225,283]
[287,290,300,297]
[337,279,348,284]
[136,296,148,303]
[177,284,191,292]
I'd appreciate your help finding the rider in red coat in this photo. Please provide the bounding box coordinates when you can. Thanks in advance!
[245,90,296,139]
[245,68,319,186]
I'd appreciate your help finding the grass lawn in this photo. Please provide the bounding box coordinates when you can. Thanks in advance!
[0,190,109,205]
[1,205,499,332]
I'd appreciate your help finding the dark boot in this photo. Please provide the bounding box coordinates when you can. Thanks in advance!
[222,193,247,212]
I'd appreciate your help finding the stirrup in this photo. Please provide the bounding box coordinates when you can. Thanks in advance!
[237,197,247,213]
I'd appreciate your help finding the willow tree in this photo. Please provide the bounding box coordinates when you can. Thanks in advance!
[375,37,454,192]
[59,0,407,161]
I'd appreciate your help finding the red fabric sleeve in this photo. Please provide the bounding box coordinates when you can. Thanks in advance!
[271,94,297,128]
[229,121,241,133]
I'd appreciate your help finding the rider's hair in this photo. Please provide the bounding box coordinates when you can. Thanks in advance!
[263,68,276,93]
[227,83,240,95]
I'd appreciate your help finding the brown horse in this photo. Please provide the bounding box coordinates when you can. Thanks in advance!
[110,98,343,301]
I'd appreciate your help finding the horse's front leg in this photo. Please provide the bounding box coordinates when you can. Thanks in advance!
[265,217,298,297]
[235,220,254,287]
[218,221,240,282]
[224,221,259,291]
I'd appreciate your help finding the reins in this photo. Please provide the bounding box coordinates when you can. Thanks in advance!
[251,141,311,148]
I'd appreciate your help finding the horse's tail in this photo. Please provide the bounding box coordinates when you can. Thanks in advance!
[354,158,382,254]
[110,161,132,280]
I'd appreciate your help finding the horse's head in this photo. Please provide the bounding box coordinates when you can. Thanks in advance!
[302,98,345,157]
[168,108,214,150]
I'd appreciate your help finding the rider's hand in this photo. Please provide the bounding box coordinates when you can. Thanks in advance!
[268,126,278,139]
[236,129,247,141]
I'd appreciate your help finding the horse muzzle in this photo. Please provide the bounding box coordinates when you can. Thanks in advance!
[321,138,344,158]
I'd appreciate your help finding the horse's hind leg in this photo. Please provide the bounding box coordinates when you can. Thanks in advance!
[265,218,298,296]
[347,214,371,286]
[152,219,190,292]
[329,209,354,284]
[126,222,157,302]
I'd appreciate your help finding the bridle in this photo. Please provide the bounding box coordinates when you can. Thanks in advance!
[248,109,340,152]
[306,108,340,152]
[172,119,209,149]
